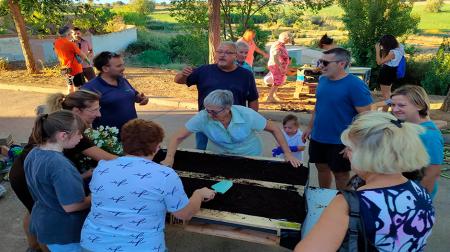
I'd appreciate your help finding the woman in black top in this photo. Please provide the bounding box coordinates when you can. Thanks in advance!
[9,90,116,252]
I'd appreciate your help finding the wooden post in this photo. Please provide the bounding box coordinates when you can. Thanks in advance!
[7,0,38,74]
[208,0,221,64]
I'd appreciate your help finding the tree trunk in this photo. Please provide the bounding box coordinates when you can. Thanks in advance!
[7,0,38,74]
[208,0,221,64]
[441,88,450,112]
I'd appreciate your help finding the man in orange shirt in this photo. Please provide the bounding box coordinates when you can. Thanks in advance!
[54,26,90,93]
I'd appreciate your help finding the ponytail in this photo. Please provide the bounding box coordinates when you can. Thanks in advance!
[46,93,66,113]
[31,110,86,145]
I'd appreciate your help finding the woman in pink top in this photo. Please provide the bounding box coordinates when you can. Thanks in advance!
[266,32,291,102]
[238,29,269,66]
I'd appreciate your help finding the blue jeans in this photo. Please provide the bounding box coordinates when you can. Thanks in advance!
[195,132,208,150]
[47,243,82,252]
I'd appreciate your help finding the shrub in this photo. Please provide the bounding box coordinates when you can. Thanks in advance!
[126,29,170,55]
[129,0,155,15]
[118,11,150,27]
[129,50,170,66]
[104,15,128,33]
[422,37,450,95]
[425,0,444,13]
[310,16,324,26]
[168,33,208,66]
[73,5,116,34]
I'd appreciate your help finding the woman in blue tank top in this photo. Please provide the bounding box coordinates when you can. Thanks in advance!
[295,111,434,251]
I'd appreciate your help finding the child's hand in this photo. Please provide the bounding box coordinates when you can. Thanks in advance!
[272,147,283,157]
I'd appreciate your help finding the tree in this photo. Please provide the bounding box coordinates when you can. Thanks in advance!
[7,0,37,73]
[130,0,155,15]
[1,0,73,73]
[338,0,419,67]
[208,0,220,64]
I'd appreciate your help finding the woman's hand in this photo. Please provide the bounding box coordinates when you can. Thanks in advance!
[375,43,381,51]
[195,187,216,202]
[284,153,302,168]
[160,158,174,167]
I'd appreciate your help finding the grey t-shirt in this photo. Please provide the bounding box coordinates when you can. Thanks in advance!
[24,148,87,244]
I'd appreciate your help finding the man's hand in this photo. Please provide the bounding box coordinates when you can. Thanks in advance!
[182,67,194,77]
[136,92,149,105]
[375,43,381,51]
[301,127,312,143]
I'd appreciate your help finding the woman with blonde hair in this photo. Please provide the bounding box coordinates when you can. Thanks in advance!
[9,90,116,252]
[391,85,444,198]
[238,29,269,66]
[295,111,435,251]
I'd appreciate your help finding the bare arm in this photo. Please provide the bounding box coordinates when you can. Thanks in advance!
[62,195,91,213]
[172,188,215,220]
[375,44,395,65]
[161,127,192,167]
[302,108,315,143]
[265,121,301,167]
[174,67,193,84]
[82,146,117,161]
[355,105,372,114]
[421,164,441,193]
[294,195,349,252]
[248,99,259,112]
[255,46,269,58]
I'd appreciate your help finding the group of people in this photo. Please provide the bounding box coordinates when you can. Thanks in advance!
[8,26,443,252]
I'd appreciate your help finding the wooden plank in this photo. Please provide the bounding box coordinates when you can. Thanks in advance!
[191,209,301,232]
[176,223,281,246]
[177,170,305,195]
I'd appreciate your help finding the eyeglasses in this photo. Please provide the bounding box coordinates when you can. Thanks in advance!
[318,59,341,67]
[216,50,236,56]
[206,107,226,116]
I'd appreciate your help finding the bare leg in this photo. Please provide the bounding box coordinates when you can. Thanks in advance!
[266,85,279,102]
[334,171,350,190]
[316,163,333,188]
[380,84,392,112]
[24,213,50,252]
[24,213,39,250]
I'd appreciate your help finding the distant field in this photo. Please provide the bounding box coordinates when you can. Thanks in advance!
[150,10,177,23]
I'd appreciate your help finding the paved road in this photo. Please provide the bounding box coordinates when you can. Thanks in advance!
[0,89,448,251]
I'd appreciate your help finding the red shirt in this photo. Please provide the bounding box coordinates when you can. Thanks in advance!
[54,37,82,76]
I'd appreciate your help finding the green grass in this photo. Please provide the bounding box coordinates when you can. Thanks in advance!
[412,4,450,31]
[150,10,177,23]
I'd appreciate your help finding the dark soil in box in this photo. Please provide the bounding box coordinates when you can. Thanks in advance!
[181,177,305,223]
[153,149,309,185]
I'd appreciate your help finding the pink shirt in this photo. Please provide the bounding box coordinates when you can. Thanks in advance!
[73,38,93,68]
[268,41,289,70]
[238,38,256,66]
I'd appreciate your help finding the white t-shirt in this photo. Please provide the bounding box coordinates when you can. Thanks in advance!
[277,130,305,161]
[385,44,405,67]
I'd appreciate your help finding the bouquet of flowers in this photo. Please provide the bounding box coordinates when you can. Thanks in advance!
[78,126,123,173]
[84,126,123,155]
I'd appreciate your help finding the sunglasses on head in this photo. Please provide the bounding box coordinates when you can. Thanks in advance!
[318,59,341,67]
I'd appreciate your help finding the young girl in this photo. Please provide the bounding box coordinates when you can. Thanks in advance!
[24,110,91,251]
[272,114,306,161]
[375,34,405,111]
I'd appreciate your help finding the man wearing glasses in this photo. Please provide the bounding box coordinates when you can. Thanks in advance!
[174,41,259,150]
[301,48,372,190]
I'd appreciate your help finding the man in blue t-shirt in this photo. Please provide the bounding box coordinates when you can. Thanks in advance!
[82,52,148,133]
[174,41,259,150]
[302,48,372,190]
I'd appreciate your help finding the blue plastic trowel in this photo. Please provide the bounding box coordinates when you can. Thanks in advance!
[211,180,233,194]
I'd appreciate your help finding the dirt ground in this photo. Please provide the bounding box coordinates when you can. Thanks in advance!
[1,66,449,123]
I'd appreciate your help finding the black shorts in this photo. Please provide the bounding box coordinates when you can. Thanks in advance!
[308,139,351,173]
[378,65,397,86]
[67,73,86,87]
